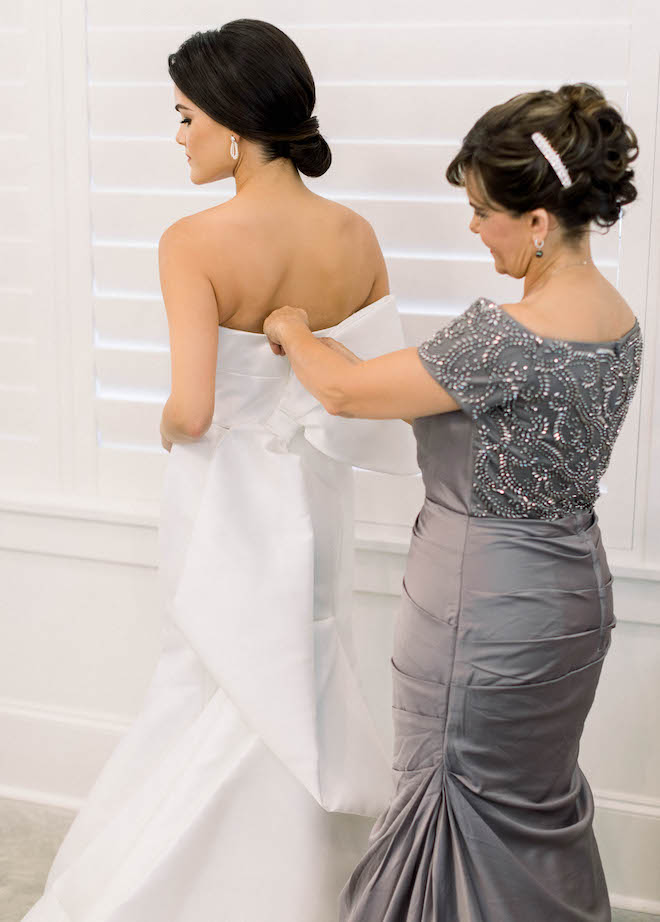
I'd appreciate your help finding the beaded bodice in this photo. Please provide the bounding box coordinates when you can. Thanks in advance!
[414,297,643,519]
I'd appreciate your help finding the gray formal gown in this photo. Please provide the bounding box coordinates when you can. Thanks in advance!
[339,297,643,922]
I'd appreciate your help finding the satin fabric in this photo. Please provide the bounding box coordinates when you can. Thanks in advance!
[23,295,420,922]
[340,409,613,922]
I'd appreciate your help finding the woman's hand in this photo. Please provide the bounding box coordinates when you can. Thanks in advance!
[263,305,310,355]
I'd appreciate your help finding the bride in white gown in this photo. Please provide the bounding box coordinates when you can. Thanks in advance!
[24,20,418,922]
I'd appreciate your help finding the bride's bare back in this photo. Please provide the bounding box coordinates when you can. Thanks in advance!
[179,189,387,333]
[157,181,389,440]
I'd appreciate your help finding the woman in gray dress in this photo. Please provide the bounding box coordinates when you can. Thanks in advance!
[263,83,643,922]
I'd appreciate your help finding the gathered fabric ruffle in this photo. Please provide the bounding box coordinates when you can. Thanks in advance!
[340,499,612,922]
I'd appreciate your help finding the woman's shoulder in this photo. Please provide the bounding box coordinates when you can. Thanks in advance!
[499,275,638,345]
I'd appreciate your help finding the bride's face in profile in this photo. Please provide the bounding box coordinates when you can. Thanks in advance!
[465,171,547,280]
[173,86,239,185]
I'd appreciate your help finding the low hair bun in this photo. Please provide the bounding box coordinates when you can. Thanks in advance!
[288,131,332,178]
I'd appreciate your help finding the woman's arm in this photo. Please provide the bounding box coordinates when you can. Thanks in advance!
[263,307,459,421]
[158,218,219,445]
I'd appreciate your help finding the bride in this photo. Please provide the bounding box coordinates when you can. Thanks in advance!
[23,18,418,922]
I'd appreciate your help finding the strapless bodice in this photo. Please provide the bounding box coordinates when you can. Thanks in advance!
[209,295,420,474]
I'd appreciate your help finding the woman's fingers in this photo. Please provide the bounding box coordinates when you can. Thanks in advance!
[263,305,310,341]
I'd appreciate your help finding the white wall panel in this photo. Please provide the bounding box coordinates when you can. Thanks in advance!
[86,0,630,27]
[0,187,30,239]
[292,23,630,84]
[0,388,39,437]
[0,289,33,339]
[94,294,168,345]
[0,89,27,127]
[0,5,24,28]
[0,0,75,491]
[0,549,163,716]
[0,341,37,388]
[91,137,195,188]
[0,136,29,186]
[0,29,27,80]
[0,5,29,324]
[96,396,164,446]
[87,22,630,84]
[0,241,31,288]
[98,444,166,501]
[95,344,170,394]
[581,620,660,799]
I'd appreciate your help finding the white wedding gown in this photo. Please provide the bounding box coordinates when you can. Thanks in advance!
[24,294,419,922]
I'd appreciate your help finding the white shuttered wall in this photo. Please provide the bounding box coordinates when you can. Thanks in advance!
[4,0,659,563]
[0,1,64,491]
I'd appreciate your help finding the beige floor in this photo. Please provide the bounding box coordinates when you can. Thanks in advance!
[2,796,657,922]
[2,797,75,922]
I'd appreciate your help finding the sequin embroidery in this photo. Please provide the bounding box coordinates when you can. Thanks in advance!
[417,297,643,519]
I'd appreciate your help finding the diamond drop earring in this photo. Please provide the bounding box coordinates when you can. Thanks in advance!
[230,135,239,160]
[534,238,545,258]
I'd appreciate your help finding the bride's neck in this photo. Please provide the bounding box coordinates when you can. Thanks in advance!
[233,156,307,200]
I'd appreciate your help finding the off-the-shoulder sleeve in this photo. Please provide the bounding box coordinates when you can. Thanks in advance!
[417,299,537,418]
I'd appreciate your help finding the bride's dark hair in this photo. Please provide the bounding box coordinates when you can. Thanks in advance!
[168,19,332,178]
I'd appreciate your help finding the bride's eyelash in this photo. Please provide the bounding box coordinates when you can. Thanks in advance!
[179,118,191,125]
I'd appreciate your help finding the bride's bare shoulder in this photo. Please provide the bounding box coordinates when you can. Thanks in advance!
[158,202,243,257]
[307,191,379,235]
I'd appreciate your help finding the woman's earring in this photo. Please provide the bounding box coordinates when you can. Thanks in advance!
[534,238,545,258]
[230,135,239,160]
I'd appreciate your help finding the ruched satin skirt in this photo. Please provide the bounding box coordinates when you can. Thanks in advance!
[340,499,613,922]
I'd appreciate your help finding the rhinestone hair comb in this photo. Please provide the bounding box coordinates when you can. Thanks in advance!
[531,131,573,188]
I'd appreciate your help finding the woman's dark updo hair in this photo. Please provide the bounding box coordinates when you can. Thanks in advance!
[446,83,639,241]
[168,19,331,178]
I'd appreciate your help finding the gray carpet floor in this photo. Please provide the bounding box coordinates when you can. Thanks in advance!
[1,796,657,922]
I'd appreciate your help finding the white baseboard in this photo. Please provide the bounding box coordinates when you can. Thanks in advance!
[0,696,129,808]
[610,893,660,915]
[0,783,81,812]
